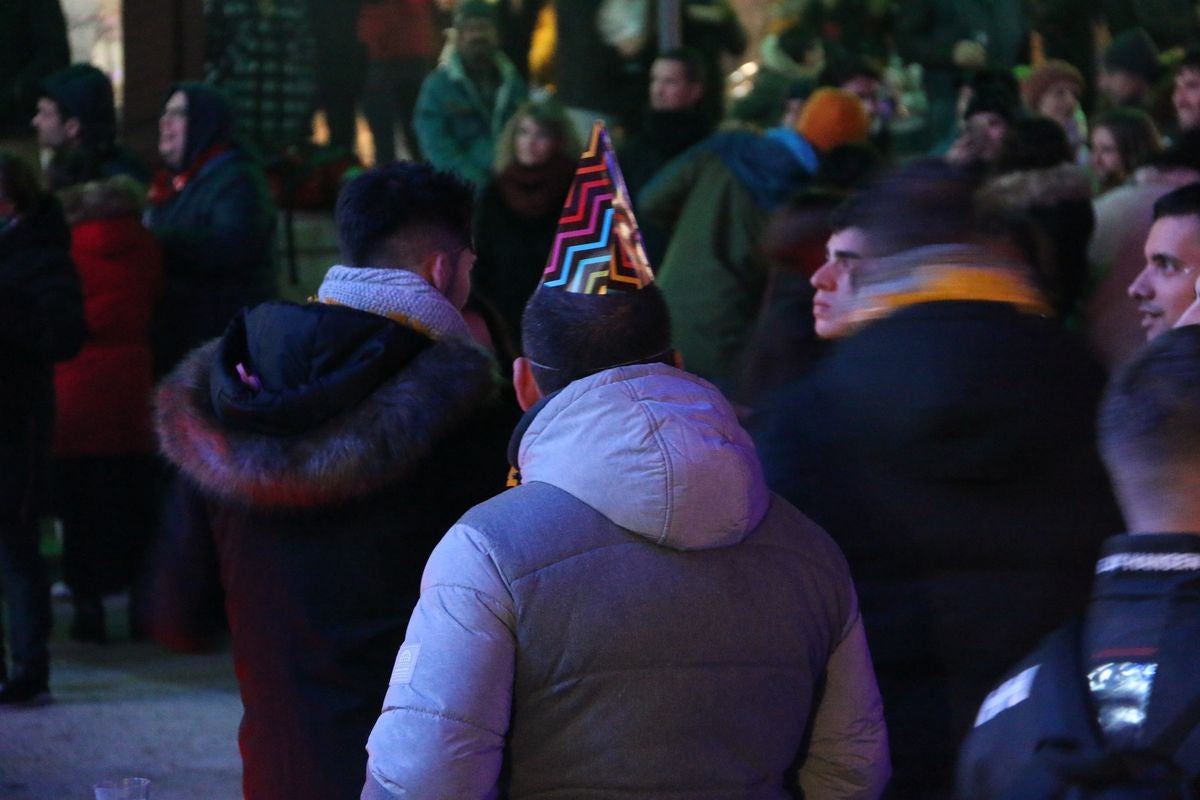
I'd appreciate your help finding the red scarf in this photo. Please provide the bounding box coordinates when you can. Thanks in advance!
[148,144,231,206]
[495,155,576,219]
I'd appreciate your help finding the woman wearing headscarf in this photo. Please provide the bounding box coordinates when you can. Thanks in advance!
[146,82,277,374]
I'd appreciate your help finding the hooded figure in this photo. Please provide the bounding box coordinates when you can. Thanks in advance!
[146,82,277,374]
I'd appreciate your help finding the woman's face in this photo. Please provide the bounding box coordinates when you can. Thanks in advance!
[1091,125,1124,179]
[514,117,557,168]
[1037,81,1079,127]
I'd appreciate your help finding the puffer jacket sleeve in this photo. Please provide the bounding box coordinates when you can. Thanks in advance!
[796,587,892,799]
[363,522,517,800]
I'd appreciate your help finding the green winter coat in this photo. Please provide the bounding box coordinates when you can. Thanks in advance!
[414,51,527,190]
[639,129,813,386]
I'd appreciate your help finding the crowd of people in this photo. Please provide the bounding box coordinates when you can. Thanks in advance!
[3,0,1200,799]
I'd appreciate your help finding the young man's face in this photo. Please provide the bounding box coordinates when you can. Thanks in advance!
[1129,214,1200,340]
[1174,67,1200,131]
[649,59,703,112]
[964,111,1009,162]
[811,226,869,339]
[31,98,72,150]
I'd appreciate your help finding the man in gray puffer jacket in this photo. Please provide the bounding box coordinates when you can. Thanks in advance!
[362,126,890,800]
[362,284,890,799]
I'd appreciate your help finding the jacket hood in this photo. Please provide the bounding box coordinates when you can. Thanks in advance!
[58,175,146,225]
[156,303,501,508]
[977,162,1092,209]
[518,364,769,550]
[706,129,813,211]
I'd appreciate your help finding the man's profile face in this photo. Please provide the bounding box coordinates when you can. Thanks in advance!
[811,226,869,339]
[1129,214,1200,340]
[649,59,702,112]
[32,98,71,150]
[1174,67,1200,131]
[159,91,189,170]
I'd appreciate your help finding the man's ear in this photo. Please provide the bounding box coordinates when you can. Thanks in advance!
[64,117,82,143]
[427,250,451,295]
[512,356,544,411]
[671,348,684,370]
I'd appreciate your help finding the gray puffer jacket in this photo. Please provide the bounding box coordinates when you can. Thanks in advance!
[363,364,890,799]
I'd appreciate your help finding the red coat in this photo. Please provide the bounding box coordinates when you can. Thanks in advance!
[53,179,162,457]
[356,0,437,60]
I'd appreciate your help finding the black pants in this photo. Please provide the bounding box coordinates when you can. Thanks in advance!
[0,517,50,683]
[362,57,431,165]
[54,455,157,598]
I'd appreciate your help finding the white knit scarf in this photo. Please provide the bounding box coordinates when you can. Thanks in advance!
[315,265,472,341]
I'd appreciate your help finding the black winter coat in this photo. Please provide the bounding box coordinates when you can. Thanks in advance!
[0,197,85,523]
[752,299,1124,799]
[146,148,277,374]
[148,301,517,800]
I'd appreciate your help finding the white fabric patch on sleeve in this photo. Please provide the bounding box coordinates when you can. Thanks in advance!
[974,665,1040,728]
[390,643,421,686]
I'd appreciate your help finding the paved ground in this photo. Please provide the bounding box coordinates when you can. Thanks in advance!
[0,594,243,800]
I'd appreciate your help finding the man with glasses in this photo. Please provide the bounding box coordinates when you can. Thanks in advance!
[1129,182,1200,341]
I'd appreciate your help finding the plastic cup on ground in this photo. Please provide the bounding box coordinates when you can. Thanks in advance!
[94,777,151,799]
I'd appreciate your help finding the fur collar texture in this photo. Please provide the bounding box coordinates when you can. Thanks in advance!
[156,336,500,508]
[57,175,147,225]
[977,162,1093,209]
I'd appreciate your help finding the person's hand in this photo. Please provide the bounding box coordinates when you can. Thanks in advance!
[952,39,987,69]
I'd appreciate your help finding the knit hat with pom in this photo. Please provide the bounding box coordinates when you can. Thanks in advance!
[795,88,870,152]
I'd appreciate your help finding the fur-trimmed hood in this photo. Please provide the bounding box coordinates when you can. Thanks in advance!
[57,174,147,225]
[977,162,1093,209]
[156,331,500,509]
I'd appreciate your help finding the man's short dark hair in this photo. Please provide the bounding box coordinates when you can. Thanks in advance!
[656,47,706,85]
[521,285,673,393]
[335,161,474,268]
[1099,325,1200,473]
[1152,181,1200,222]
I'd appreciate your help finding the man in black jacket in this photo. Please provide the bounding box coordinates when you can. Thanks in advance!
[957,324,1200,798]
[0,151,85,705]
[147,161,516,800]
[752,160,1123,798]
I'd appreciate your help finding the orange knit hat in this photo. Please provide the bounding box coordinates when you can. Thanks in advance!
[795,87,870,152]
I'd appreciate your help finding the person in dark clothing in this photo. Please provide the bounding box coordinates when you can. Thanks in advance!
[0,0,68,138]
[33,64,148,190]
[146,161,516,800]
[895,0,1027,150]
[357,0,438,164]
[958,324,1200,799]
[146,83,277,375]
[977,115,1096,321]
[472,98,579,342]
[619,47,714,270]
[751,160,1124,799]
[0,151,85,705]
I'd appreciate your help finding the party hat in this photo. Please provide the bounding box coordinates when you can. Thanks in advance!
[540,121,655,294]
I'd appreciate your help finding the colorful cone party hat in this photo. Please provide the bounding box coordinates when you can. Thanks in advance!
[540,121,655,294]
